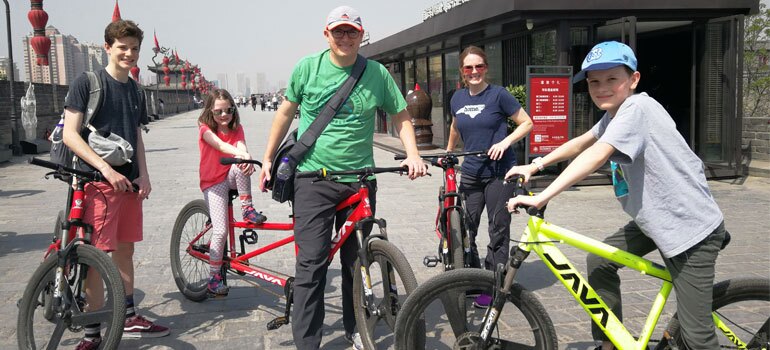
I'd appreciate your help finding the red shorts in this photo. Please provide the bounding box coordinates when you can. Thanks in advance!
[83,181,143,252]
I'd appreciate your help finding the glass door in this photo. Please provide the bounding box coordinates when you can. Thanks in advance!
[697,15,744,174]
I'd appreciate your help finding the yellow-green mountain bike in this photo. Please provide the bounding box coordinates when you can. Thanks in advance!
[394,179,769,350]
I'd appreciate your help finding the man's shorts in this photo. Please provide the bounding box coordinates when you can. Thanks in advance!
[83,181,143,252]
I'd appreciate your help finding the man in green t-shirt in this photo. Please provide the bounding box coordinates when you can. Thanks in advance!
[258,6,426,350]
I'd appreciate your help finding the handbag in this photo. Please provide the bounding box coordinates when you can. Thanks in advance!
[268,55,367,203]
[86,124,134,166]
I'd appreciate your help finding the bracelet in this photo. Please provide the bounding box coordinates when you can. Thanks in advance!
[531,157,545,172]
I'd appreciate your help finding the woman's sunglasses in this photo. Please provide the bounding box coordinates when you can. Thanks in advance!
[462,64,487,75]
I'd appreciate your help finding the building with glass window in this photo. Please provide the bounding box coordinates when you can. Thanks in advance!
[361,0,760,176]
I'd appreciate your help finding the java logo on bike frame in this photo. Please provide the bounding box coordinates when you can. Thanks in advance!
[542,251,611,329]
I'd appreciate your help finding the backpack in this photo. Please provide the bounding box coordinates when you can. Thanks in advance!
[49,71,103,179]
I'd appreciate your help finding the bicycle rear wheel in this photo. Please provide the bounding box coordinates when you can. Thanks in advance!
[17,244,126,350]
[170,199,212,302]
[659,277,770,349]
[353,239,420,349]
[394,268,557,350]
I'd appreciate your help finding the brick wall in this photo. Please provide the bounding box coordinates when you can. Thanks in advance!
[743,115,770,161]
[0,81,66,145]
[0,81,199,149]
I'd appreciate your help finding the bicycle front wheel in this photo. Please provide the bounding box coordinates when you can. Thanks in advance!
[170,199,212,302]
[17,244,126,350]
[353,239,420,349]
[448,209,465,270]
[660,277,770,349]
[394,268,557,350]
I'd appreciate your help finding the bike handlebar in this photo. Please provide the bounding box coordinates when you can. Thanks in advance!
[506,175,544,217]
[29,157,103,182]
[30,157,139,192]
[220,157,263,168]
[393,150,488,161]
[296,166,409,179]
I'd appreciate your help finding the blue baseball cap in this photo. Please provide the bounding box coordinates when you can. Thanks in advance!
[573,41,637,83]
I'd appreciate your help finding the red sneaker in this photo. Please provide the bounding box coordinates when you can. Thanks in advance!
[123,314,170,338]
[75,338,101,350]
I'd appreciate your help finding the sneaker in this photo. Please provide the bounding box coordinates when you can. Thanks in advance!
[123,314,170,338]
[242,205,267,224]
[75,338,101,350]
[344,332,364,350]
[472,294,492,309]
[207,273,230,297]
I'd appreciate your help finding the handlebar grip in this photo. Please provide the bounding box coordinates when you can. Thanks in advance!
[296,170,321,178]
[526,206,539,216]
[220,157,240,165]
[220,157,263,168]
[394,154,406,160]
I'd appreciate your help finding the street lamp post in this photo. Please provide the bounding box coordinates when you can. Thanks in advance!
[3,0,20,155]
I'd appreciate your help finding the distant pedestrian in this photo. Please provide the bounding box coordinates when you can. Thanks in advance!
[260,96,266,111]
[251,95,257,111]
[271,95,278,111]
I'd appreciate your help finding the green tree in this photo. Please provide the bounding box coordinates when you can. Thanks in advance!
[744,2,770,119]
[506,84,527,131]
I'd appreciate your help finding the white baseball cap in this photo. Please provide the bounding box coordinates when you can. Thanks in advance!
[326,5,363,31]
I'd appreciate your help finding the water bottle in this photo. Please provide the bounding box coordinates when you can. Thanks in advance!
[273,157,292,199]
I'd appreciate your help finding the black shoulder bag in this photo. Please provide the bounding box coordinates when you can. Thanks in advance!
[269,54,367,203]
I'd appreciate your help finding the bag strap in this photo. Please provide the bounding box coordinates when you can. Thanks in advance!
[83,71,103,129]
[287,54,367,163]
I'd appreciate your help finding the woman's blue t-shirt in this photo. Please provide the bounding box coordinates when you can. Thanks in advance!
[450,84,521,177]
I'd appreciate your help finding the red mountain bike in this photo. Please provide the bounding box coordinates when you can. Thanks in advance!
[170,158,419,349]
[396,151,486,271]
[17,158,127,350]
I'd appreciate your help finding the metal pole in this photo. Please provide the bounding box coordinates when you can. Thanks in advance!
[3,0,21,155]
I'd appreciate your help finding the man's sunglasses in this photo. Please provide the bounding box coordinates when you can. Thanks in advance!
[462,64,487,74]
[212,107,236,116]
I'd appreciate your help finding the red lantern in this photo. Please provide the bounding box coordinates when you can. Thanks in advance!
[162,65,170,75]
[130,66,140,81]
[181,74,186,82]
[28,2,51,66]
[181,81,187,89]
[162,56,170,65]
[163,75,170,86]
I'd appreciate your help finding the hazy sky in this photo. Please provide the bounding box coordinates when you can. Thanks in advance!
[1,0,440,88]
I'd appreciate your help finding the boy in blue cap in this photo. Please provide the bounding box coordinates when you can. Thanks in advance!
[506,41,726,349]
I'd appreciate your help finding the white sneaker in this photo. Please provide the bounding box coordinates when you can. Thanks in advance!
[344,332,364,350]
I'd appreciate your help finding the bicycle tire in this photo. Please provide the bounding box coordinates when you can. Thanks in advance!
[353,239,420,350]
[448,209,465,270]
[657,277,770,350]
[17,244,126,350]
[394,268,558,350]
[170,199,212,302]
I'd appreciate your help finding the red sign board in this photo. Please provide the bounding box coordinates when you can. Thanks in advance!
[528,77,570,155]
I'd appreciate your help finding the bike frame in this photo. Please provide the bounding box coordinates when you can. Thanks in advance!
[508,215,750,350]
[184,184,375,289]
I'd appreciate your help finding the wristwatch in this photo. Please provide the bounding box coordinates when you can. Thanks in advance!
[531,157,545,172]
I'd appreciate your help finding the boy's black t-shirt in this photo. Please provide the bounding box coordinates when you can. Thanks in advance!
[64,69,149,181]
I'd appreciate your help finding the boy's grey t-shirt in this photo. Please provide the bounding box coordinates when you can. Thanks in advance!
[65,69,148,181]
[591,92,723,258]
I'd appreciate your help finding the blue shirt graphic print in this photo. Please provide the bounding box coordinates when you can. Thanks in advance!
[611,161,629,198]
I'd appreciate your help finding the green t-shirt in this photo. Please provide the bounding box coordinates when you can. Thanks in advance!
[286,49,407,181]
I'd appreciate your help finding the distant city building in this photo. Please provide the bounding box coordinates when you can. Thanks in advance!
[22,26,105,85]
[277,80,287,91]
[255,72,267,94]
[0,57,20,81]
[236,73,250,97]
[216,73,228,90]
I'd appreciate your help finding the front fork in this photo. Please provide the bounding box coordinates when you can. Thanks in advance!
[478,246,531,344]
[52,220,93,320]
[356,217,391,317]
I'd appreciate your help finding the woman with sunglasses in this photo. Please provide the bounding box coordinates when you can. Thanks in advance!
[198,88,267,297]
[446,45,533,308]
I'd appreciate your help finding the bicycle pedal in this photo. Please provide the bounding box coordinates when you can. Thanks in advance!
[267,316,289,330]
[423,256,440,267]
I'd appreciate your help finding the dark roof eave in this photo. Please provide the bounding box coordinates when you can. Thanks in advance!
[361,0,759,59]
